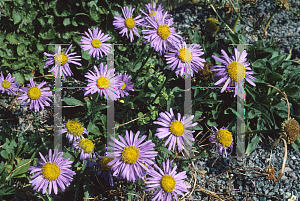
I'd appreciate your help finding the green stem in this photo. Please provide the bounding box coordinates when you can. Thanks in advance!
[232,16,239,33]
[244,129,282,135]
[94,92,100,103]
[209,3,235,35]
[132,47,154,82]
[263,7,279,35]
[150,70,174,106]
[227,0,256,30]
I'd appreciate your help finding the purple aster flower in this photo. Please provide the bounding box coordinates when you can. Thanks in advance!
[144,159,190,201]
[57,119,88,144]
[209,126,234,158]
[142,10,182,55]
[165,40,206,78]
[106,130,158,182]
[116,72,134,97]
[28,148,76,195]
[211,48,256,97]
[154,108,197,152]
[87,153,116,186]
[84,63,121,101]
[0,72,19,95]
[72,138,95,162]
[17,78,52,113]
[80,27,112,60]
[113,6,143,42]
[43,44,81,79]
[139,2,172,26]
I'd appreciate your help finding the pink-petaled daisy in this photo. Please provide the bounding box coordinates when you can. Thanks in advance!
[72,138,95,162]
[106,130,158,182]
[165,40,206,78]
[84,63,121,101]
[57,119,88,144]
[80,27,112,60]
[113,6,143,42]
[139,2,172,25]
[87,153,116,186]
[209,126,234,157]
[0,72,19,95]
[142,10,182,55]
[43,44,81,79]
[17,78,52,113]
[211,48,256,97]
[116,72,134,97]
[144,159,190,201]
[28,148,76,195]
[154,108,197,152]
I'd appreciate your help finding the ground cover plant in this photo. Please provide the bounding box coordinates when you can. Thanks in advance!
[0,0,300,200]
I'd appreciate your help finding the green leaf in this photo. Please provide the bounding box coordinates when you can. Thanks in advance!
[228,32,239,44]
[90,5,100,21]
[0,186,15,196]
[199,152,209,157]
[0,48,6,57]
[245,84,259,101]
[268,55,286,71]
[36,40,45,51]
[148,129,152,140]
[291,143,299,152]
[62,98,83,106]
[38,17,46,27]
[266,72,284,83]
[160,147,172,156]
[54,1,71,17]
[193,111,203,121]
[245,134,260,154]
[117,46,127,51]
[87,122,101,135]
[81,49,91,60]
[12,72,25,84]
[63,18,71,26]
[98,6,107,14]
[39,28,56,40]
[25,9,38,23]
[17,44,26,56]
[11,159,32,178]
[0,161,4,175]
[12,9,22,24]
[1,150,9,159]
[6,33,19,44]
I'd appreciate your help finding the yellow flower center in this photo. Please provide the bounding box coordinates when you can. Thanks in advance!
[121,82,126,90]
[78,138,94,154]
[42,162,60,181]
[100,157,114,171]
[66,120,84,137]
[149,11,157,21]
[121,146,139,164]
[97,76,110,89]
[216,129,233,148]
[91,39,101,48]
[157,25,171,40]
[170,120,185,137]
[178,48,193,63]
[125,18,135,29]
[226,62,246,83]
[2,80,10,89]
[27,86,41,100]
[161,175,176,192]
[54,53,68,66]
